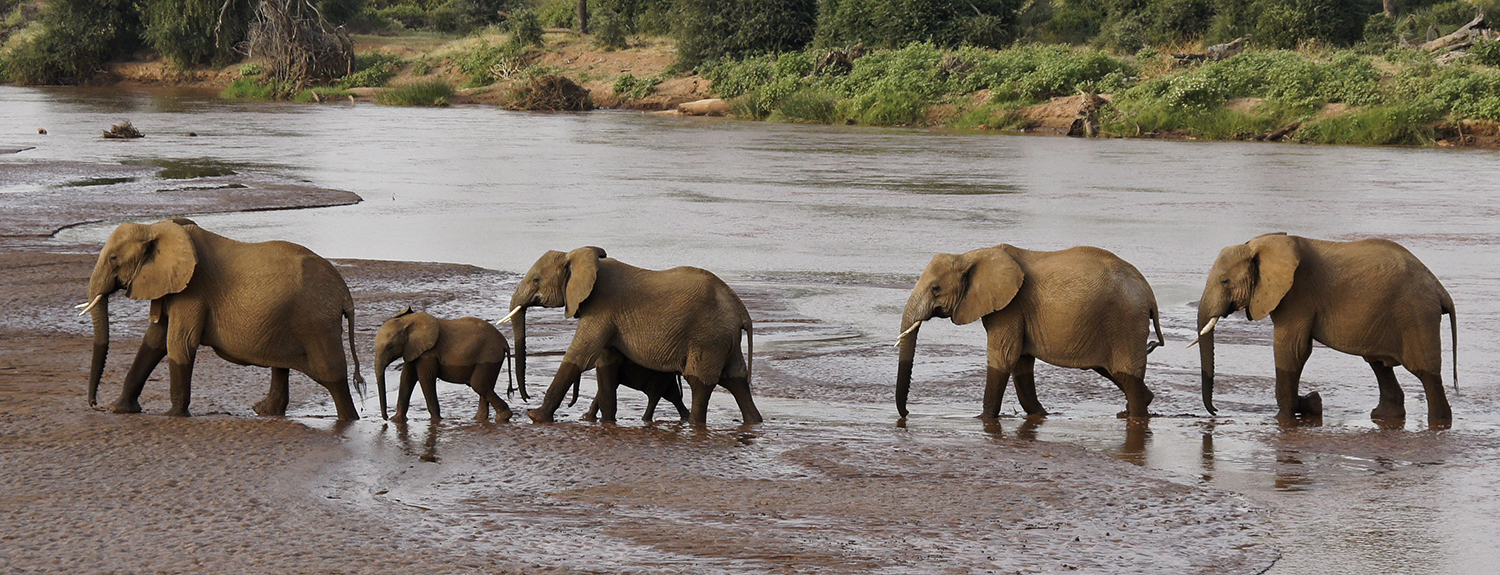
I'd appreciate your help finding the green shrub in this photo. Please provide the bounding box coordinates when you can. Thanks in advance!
[220,77,296,100]
[341,51,403,88]
[1471,39,1500,68]
[509,7,545,47]
[142,0,252,68]
[452,39,525,86]
[536,0,575,28]
[813,0,1022,50]
[591,8,629,50]
[770,87,842,123]
[377,79,456,106]
[675,0,817,68]
[1294,101,1443,145]
[612,72,660,99]
[431,0,513,34]
[238,62,266,76]
[377,4,427,29]
[956,44,1133,100]
[1,0,142,84]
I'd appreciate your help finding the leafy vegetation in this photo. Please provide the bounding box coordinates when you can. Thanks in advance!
[377,78,456,105]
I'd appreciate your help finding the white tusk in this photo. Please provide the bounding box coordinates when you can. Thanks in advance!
[1187,316,1220,347]
[498,306,523,324]
[892,321,923,347]
[75,295,102,316]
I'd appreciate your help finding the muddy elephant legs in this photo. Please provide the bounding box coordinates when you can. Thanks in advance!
[1013,355,1046,417]
[1095,367,1153,419]
[113,322,168,414]
[471,362,512,422]
[1414,369,1452,426]
[981,364,1011,420]
[1273,327,1318,422]
[719,376,762,425]
[528,361,585,423]
[164,350,197,417]
[592,349,625,423]
[253,368,292,417]
[1369,361,1406,420]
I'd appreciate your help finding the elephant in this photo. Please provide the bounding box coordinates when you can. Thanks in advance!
[373,307,514,422]
[502,246,762,426]
[1192,233,1457,425]
[576,356,690,423]
[81,218,363,420]
[896,244,1164,419]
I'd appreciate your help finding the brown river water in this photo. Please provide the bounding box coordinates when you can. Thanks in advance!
[6,86,1500,573]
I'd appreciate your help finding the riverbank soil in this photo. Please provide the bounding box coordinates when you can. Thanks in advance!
[0,159,1277,573]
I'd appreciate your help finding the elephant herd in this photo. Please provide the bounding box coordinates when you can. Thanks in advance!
[81,219,1459,428]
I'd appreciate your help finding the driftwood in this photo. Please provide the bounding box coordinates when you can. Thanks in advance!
[102,121,143,139]
[1172,38,1247,65]
[242,0,354,88]
[1254,122,1301,142]
[1422,13,1489,53]
[510,75,593,111]
[814,43,867,76]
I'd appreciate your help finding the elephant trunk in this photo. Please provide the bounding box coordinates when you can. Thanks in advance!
[510,305,529,401]
[86,264,118,407]
[88,297,110,407]
[896,294,929,418]
[1198,303,1219,416]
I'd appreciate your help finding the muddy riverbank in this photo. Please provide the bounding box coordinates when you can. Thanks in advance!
[0,156,1281,573]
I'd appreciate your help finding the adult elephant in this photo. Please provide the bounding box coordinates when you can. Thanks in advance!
[80,218,363,420]
[1193,233,1457,425]
[502,246,761,426]
[896,244,1164,419]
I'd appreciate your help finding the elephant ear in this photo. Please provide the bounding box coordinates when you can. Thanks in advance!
[953,246,1025,326]
[564,246,603,319]
[404,313,440,361]
[127,220,197,301]
[1248,233,1300,321]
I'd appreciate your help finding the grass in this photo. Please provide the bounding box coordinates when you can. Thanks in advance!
[376,79,455,106]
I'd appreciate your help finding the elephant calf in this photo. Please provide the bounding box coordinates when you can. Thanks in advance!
[374,308,514,422]
[576,356,690,423]
[896,244,1164,419]
[1194,233,1457,426]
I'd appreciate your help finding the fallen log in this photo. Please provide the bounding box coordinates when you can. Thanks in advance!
[1173,38,1246,65]
[1422,13,1488,52]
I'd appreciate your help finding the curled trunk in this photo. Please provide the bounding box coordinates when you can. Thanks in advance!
[376,351,395,420]
[1198,304,1218,415]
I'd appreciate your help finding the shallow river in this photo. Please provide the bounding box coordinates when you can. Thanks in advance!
[6,86,1500,573]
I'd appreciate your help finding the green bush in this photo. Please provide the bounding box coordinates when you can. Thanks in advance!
[591,8,628,50]
[1294,101,1443,145]
[1470,39,1500,68]
[377,4,427,29]
[377,78,456,106]
[675,0,817,68]
[341,51,403,88]
[510,7,545,47]
[769,87,842,123]
[1,0,142,84]
[142,0,252,68]
[431,0,514,34]
[814,0,1022,50]
[220,77,296,100]
[956,44,1133,100]
[452,39,525,86]
[536,0,575,28]
[612,72,660,99]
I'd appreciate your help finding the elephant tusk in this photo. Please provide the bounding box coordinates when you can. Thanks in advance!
[498,306,522,324]
[75,295,102,316]
[893,321,923,347]
[1188,316,1220,347]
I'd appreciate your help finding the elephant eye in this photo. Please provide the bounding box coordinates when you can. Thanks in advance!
[1220,278,1230,285]
[930,285,941,294]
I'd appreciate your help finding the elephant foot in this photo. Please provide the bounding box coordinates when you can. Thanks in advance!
[164,407,191,417]
[1295,392,1323,416]
[527,408,554,423]
[492,410,513,423]
[579,412,597,423]
[252,398,288,417]
[1117,410,1150,419]
[389,412,407,423]
[1370,403,1406,421]
[111,400,142,414]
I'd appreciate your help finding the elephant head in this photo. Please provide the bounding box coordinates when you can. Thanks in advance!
[373,307,440,420]
[1193,232,1299,415]
[83,219,198,407]
[896,246,1024,417]
[502,246,607,402]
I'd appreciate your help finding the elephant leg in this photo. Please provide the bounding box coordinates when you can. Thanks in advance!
[164,351,196,418]
[316,376,361,421]
[981,364,1012,420]
[594,349,625,423]
[417,364,441,420]
[254,368,291,417]
[1272,325,1315,422]
[719,376,762,425]
[1012,355,1046,416]
[528,362,585,423]
[685,375,715,427]
[114,321,168,414]
[581,397,600,422]
[642,394,660,423]
[1410,368,1452,426]
[668,383,690,421]
[1111,370,1154,419]
[471,362,511,423]
[1368,360,1406,421]
[392,364,418,422]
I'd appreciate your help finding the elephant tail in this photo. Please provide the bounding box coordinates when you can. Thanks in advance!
[1443,291,1457,393]
[504,346,515,396]
[345,306,366,398]
[1146,306,1165,355]
[744,318,754,385]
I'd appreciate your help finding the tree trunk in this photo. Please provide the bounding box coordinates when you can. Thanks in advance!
[577,0,589,33]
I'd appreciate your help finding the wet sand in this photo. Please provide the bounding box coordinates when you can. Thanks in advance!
[0,160,1279,573]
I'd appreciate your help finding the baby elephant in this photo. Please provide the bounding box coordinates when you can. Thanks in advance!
[374,308,514,422]
[575,356,691,423]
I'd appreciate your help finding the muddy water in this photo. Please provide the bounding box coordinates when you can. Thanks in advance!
[8,86,1500,573]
